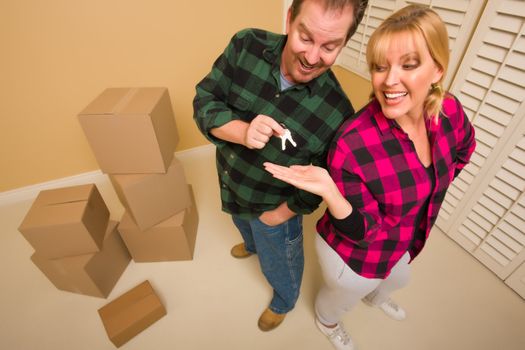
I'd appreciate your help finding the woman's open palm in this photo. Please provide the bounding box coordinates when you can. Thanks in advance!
[263,162,335,197]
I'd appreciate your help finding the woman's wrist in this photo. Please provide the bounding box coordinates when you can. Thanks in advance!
[324,183,353,219]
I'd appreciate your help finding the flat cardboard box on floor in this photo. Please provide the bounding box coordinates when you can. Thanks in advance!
[109,156,191,231]
[118,186,198,262]
[31,221,131,298]
[19,184,110,259]
[98,280,166,348]
[78,87,179,174]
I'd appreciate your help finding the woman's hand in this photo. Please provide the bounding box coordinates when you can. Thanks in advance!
[263,162,336,197]
[264,162,353,219]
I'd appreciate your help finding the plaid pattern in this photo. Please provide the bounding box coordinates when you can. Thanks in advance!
[193,28,354,218]
[317,94,476,278]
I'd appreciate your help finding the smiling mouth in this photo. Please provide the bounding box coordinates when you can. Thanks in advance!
[299,59,316,71]
[384,92,408,99]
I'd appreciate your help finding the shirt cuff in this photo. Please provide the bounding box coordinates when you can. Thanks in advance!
[287,190,322,215]
[328,208,365,241]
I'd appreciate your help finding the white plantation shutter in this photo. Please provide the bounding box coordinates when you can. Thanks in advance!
[336,0,484,88]
[436,0,525,232]
[337,0,397,80]
[452,137,525,278]
[432,0,525,297]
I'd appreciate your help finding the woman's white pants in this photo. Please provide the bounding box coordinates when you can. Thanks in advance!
[315,234,411,325]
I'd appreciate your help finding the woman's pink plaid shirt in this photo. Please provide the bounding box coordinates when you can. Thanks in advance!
[317,94,476,278]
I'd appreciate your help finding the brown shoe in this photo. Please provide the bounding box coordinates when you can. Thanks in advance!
[257,308,286,331]
[230,243,253,258]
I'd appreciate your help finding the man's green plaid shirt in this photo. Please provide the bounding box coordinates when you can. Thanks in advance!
[193,28,354,219]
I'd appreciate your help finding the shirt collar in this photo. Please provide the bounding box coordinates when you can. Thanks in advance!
[372,98,441,139]
[263,34,330,96]
[371,99,397,136]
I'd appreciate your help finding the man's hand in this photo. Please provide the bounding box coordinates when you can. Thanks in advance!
[259,201,296,226]
[244,115,285,149]
[210,115,284,149]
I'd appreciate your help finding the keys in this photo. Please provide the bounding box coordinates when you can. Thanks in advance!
[279,123,297,151]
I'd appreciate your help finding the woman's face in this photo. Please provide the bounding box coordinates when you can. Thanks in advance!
[371,31,443,122]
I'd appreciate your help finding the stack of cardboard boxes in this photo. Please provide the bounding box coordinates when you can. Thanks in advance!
[18,183,131,298]
[77,87,199,262]
[17,87,196,346]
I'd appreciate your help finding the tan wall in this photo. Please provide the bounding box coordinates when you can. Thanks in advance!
[332,66,372,111]
[0,0,283,192]
[0,1,373,193]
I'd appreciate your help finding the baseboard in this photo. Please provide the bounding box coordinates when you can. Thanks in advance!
[0,171,107,207]
[0,144,215,207]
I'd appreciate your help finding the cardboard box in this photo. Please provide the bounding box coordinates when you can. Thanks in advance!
[19,184,110,259]
[78,87,178,174]
[98,280,166,348]
[110,156,191,231]
[30,221,131,298]
[118,186,198,262]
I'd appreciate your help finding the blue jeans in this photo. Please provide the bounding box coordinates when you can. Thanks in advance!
[232,214,304,314]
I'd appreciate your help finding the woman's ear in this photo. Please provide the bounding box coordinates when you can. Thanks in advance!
[432,64,444,85]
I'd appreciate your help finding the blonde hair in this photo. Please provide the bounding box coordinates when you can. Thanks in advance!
[366,5,449,120]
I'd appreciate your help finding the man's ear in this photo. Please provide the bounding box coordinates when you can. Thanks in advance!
[285,7,292,34]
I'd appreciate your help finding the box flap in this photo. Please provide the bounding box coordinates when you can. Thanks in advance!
[156,208,185,227]
[21,202,86,229]
[103,294,163,334]
[34,184,94,207]
[98,281,154,317]
[98,281,166,347]
[119,88,166,115]
[79,88,132,116]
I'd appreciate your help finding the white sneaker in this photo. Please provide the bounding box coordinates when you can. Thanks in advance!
[315,318,355,350]
[363,298,406,321]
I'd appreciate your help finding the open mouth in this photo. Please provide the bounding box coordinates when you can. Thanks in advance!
[384,92,408,99]
[299,59,316,71]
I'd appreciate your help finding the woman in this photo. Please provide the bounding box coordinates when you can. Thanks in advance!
[264,5,476,350]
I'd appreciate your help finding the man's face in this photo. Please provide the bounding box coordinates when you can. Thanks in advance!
[281,0,354,84]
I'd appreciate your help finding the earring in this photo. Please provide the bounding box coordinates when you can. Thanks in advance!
[431,83,442,93]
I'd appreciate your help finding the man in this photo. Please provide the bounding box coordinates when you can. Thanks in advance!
[193,0,368,331]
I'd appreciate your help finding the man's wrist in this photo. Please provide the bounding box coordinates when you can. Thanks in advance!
[260,202,296,226]
[210,120,249,146]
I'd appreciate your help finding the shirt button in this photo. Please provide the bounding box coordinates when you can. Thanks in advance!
[275,93,280,98]
[230,154,235,159]
[224,170,228,175]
